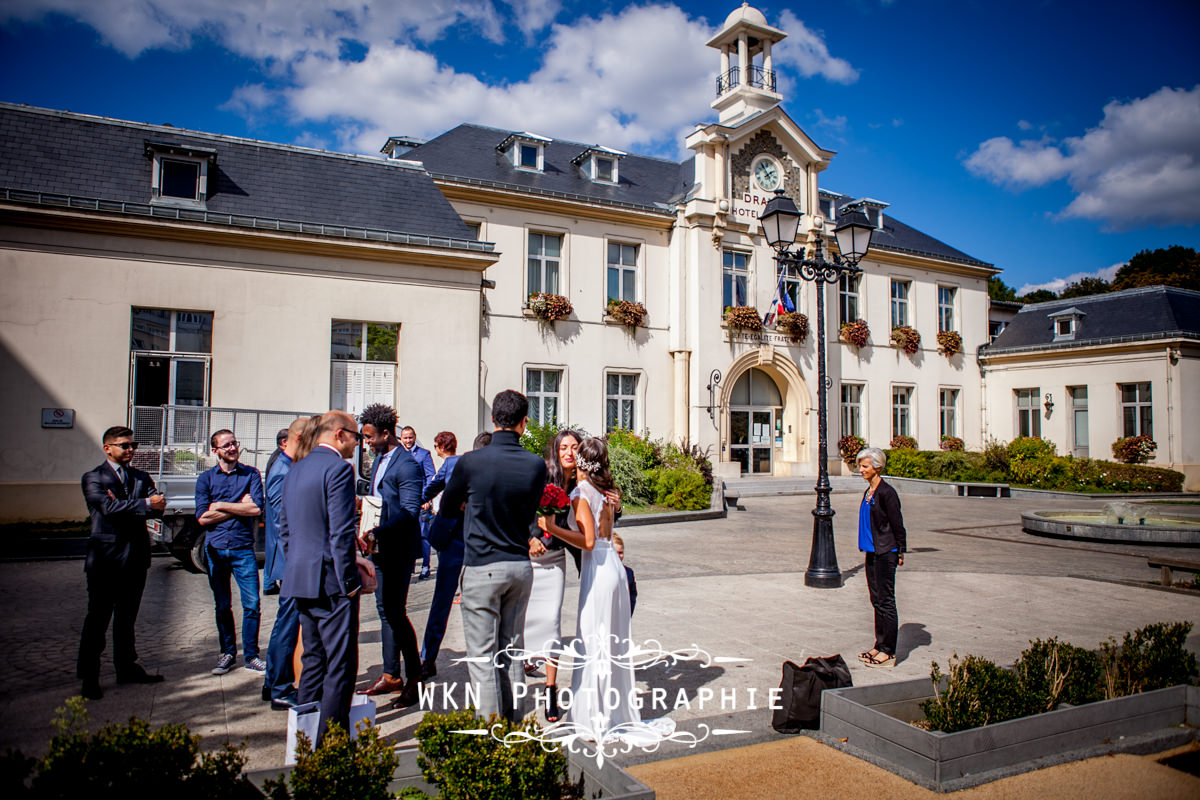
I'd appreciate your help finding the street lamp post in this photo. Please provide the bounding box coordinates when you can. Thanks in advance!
[759,190,874,588]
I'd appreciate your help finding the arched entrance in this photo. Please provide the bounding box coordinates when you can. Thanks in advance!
[729,368,781,474]
[721,347,812,476]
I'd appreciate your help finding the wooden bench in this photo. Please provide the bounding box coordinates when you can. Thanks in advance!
[1147,556,1200,586]
[954,482,1011,498]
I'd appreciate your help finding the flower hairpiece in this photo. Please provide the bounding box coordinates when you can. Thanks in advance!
[576,456,600,473]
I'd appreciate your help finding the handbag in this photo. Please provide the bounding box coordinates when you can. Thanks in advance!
[427,512,459,552]
[771,654,852,733]
[356,554,377,594]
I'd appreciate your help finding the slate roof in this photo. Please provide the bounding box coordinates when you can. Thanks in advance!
[983,286,1200,354]
[405,123,989,267]
[405,124,695,213]
[0,103,481,248]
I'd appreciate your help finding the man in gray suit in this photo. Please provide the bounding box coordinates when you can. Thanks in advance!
[279,410,363,741]
[441,390,547,721]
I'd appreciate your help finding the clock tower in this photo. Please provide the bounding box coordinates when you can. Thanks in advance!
[707,3,787,126]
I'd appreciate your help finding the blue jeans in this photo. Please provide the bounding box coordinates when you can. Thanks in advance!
[264,595,299,699]
[207,545,261,659]
[419,510,432,572]
[421,542,464,664]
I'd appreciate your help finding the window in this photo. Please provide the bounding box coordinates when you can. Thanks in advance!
[1016,388,1041,438]
[147,141,214,208]
[722,250,749,308]
[1120,382,1152,437]
[777,261,801,314]
[989,320,1006,343]
[938,285,956,332]
[890,279,910,328]
[528,232,562,295]
[607,242,638,303]
[519,143,539,169]
[130,308,213,412]
[596,157,615,182]
[1051,309,1085,341]
[526,369,562,426]
[464,221,482,240]
[939,388,959,438]
[330,321,398,416]
[841,384,864,438]
[605,373,638,431]
[892,386,913,439]
[839,273,861,325]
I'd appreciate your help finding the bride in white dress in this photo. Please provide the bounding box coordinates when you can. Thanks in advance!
[547,436,673,748]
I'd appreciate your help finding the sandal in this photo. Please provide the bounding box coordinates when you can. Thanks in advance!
[858,649,880,663]
[545,685,560,723]
[865,653,895,669]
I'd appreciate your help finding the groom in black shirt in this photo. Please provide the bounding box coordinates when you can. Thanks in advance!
[441,390,547,721]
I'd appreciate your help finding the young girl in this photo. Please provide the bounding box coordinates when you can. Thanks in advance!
[548,437,672,745]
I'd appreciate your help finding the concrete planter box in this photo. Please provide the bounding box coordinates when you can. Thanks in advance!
[246,746,654,799]
[820,677,1199,792]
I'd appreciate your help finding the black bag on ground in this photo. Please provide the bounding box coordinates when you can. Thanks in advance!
[771,655,852,733]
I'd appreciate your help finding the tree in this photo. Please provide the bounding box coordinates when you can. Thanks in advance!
[1019,289,1057,304]
[1112,246,1199,291]
[988,276,1019,302]
[1059,276,1111,299]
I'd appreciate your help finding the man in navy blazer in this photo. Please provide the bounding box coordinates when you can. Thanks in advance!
[400,425,436,580]
[279,411,363,742]
[359,404,423,706]
[77,425,167,699]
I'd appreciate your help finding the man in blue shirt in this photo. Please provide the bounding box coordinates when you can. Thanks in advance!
[196,428,265,676]
[400,425,436,580]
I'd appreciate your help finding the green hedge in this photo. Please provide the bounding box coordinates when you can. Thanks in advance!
[883,437,1183,493]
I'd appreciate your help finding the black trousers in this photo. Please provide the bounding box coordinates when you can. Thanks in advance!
[864,551,899,656]
[77,565,148,681]
[296,593,359,744]
[374,553,420,682]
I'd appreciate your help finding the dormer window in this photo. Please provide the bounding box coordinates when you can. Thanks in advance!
[1050,307,1085,341]
[571,145,626,184]
[145,140,216,209]
[497,132,552,173]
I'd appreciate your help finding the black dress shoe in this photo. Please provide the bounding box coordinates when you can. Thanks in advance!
[263,582,280,596]
[81,681,103,700]
[420,660,437,681]
[262,686,272,702]
[116,666,165,685]
[271,696,298,711]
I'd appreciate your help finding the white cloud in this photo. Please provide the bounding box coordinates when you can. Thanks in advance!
[773,10,858,85]
[1016,262,1123,296]
[0,0,506,59]
[281,4,716,156]
[506,0,562,39]
[965,85,1200,229]
[812,108,848,132]
[1017,119,1034,131]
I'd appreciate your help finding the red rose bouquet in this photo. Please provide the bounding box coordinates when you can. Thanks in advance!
[538,483,571,517]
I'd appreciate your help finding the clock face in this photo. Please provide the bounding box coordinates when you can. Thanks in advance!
[755,159,781,192]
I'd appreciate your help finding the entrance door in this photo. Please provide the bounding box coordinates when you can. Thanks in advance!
[730,408,774,475]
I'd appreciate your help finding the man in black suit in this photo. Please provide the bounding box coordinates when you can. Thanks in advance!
[441,390,547,721]
[77,425,167,699]
[279,411,363,742]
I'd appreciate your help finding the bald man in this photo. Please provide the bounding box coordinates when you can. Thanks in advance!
[279,411,363,742]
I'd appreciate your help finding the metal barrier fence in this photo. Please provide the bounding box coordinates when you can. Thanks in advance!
[130,405,316,478]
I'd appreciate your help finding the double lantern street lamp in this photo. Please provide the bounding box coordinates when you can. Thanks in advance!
[758,190,875,589]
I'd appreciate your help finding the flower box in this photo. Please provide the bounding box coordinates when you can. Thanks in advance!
[527,292,572,322]
[775,311,808,343]
[936,329,963,356]
[724,305,763,332]
[246,746,655,799]
[839,319,870,348]
[606,299,647,328]
[820,678,1199,792]
[890,325,921,355]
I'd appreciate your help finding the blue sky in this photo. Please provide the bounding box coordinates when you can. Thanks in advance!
[2,0,1197,293]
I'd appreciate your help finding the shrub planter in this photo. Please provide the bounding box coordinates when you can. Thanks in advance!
[819,677,1199,792]
[245,746,655,799]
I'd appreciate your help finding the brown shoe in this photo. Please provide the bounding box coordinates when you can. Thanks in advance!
[364,674,404,695]
[391,682,420,709]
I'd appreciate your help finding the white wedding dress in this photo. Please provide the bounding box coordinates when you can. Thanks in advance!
[561,480,674,747]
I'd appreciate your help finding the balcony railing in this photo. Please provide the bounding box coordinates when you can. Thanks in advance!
[715,65,777,96]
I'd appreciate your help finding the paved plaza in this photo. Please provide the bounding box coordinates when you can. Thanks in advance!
[0,491,1196,778]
